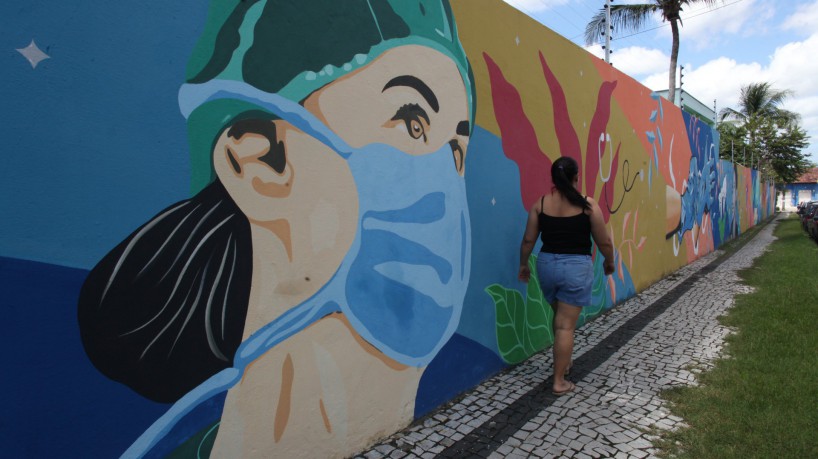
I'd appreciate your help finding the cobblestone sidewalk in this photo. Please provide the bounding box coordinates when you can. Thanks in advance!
[354,215,779,459]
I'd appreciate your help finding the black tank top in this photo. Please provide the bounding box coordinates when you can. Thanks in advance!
[538,196,592,255]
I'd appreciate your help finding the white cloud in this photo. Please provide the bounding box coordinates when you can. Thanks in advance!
[677,0,765,50]
[502,0,569,13]
[584,43,605,60]
[675,57,764,110]
[503,0,818,158]
[583,44,669,78]
[610,46,670,76]
[788,97,818,153]
[636,32,818,159]
[749,33,818,155]
[766,33,818,97]
[618,0,769,52]
[782,0,818,35]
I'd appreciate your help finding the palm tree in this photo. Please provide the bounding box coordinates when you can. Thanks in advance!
[585,0,718,103]
[718,82,802,179]
[719,82,797,126]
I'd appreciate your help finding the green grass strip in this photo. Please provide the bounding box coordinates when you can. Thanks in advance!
[658,216,818,458]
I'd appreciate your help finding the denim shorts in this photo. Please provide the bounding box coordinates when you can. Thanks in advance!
[536,252,593,307]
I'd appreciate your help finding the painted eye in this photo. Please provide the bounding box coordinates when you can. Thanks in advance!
[392,104,429,142]
[409,119,424,140]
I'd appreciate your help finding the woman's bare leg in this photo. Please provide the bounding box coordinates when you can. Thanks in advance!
[552,301,582,393]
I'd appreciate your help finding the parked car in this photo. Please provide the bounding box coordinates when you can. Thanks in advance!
[807,207,818,241]
[797,201,807,215]
[801,201,818,231]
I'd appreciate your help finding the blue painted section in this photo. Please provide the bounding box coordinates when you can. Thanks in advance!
[0,2,208,269]
[0,256,170,458]
[414,333,506,418]
[145,394,225,459]
[715,161,739,246]
[752,169,760,225]
[677,112,718,245]
[459,126,531,353]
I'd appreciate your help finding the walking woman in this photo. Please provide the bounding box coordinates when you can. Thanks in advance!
[518,157,615,395]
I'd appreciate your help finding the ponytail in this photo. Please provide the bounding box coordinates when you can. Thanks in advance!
[551,156,590,210]
[78,180,253,403]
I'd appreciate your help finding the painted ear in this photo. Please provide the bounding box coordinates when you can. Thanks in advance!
[213,119,293,219]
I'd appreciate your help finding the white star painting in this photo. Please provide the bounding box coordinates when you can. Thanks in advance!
[17,40,50,69]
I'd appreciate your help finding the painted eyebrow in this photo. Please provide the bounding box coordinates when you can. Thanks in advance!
[382,75,439,113]
[456,121,470,137]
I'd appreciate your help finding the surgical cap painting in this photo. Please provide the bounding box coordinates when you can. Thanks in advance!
[183,0,475,193]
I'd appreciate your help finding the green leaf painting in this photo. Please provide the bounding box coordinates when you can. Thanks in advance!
[488,248,616,364]
[486,255,554,364]
[718,216,726,242]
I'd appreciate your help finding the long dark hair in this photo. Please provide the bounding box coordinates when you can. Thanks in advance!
[77,180,252,403]
[552,156,590,210]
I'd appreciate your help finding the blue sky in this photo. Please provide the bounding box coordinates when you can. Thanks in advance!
[503,0,818,162]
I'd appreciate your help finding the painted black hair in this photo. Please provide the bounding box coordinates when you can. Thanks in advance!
[77,180,252,403]
[552,156,590,211]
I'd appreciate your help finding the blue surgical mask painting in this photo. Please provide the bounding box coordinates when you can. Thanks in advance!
[179,80,471,366]
[119,80,471,458]
[76,0,475,457]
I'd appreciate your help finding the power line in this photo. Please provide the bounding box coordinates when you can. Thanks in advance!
[569,0,747,41]
[612,0,748,41]
[505,1,540,25]
[532,0,587,38]
[510,0,739,53]
[576,0,599,15]
[563,1,595,27]
[569,0,653,52]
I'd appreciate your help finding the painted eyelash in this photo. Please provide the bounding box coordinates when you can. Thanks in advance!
[391,103,429,124]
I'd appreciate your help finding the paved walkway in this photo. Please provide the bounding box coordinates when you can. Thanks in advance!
[354,215,780,459]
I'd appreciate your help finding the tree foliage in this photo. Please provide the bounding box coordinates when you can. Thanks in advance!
[717,82,811,185]
[719,82,798,126]
[585,0,718,102]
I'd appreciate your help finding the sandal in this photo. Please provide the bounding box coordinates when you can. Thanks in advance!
[552,382,576,396]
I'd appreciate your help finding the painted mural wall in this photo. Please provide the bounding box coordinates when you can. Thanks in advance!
[1,1,774,458]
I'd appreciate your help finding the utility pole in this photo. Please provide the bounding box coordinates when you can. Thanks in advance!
[604,0,612,64]
[678,65,684,107]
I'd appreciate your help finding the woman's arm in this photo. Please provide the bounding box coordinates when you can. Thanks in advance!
[587,198,615,275]
[518,202,541,282]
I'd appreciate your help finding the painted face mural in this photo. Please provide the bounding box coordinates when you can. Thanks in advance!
[77,1,473,457]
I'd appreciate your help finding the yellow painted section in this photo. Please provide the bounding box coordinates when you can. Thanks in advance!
[452,0,693,291]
